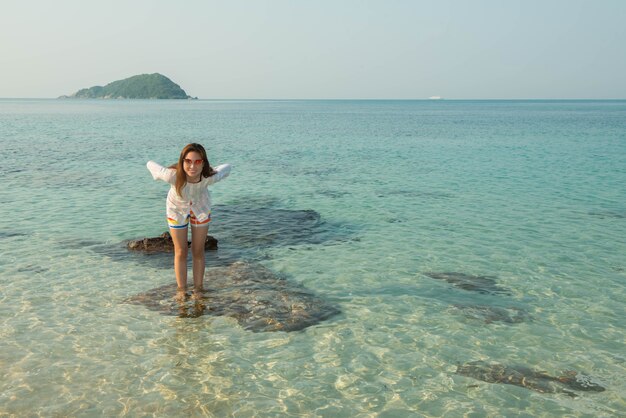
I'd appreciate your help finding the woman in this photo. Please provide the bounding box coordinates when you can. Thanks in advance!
[147,143,231,299]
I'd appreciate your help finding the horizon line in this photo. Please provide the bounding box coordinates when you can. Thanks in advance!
[1,97,626,101]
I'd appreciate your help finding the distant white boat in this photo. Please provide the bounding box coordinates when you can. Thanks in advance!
[429,96,443,100]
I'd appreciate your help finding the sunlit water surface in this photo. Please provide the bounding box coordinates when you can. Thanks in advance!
[1,99,625,416]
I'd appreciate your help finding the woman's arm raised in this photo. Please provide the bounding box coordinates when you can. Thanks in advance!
[147,161,176,185]
[206,163,232,185]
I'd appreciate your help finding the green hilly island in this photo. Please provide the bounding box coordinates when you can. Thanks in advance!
[60,73,196,99]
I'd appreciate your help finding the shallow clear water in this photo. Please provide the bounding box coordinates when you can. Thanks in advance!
[1,99,625,416]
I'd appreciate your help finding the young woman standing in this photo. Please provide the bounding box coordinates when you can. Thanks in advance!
[147,143,231,299]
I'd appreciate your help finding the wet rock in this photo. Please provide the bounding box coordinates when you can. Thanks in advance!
[450,304,531,324]
[588,210,626,219]
[377,189,454,200]
[456,360,605,397]
[0,231,27,239]
[212,204,346,248]
[126,231,218,253]
[16,265,49,274]
[124,261,340,332]
[119,202,353,261]
[424,272,511,295]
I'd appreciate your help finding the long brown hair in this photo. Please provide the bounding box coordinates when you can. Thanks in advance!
[169,143,217,196]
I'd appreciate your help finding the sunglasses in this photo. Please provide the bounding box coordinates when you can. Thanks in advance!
[184,158,203,166]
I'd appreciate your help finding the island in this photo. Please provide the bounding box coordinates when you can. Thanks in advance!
[59,73,197,99]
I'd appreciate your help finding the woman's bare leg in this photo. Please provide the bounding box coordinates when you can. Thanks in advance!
[190,226,209,292]
[169,227,189,292]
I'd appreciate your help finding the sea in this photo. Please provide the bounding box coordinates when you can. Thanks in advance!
[1,99,625,417]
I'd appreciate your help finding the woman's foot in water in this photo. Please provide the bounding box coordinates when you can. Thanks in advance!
[174,287,189,302]
[191,287,206,300]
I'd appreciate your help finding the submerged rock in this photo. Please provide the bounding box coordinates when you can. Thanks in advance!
[424,272,511,295]
[124,261,340,332]
[456,360,605,397]
[0,231,27,239]
[85,202,355,271]
[212,204,345,248]
[123,203,352,257]
[588,210,626,219]
[126,231,218,253]
[450,304,531,324]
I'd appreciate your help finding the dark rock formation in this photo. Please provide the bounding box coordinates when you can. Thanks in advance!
[424,272,511,295]
[588,210,626,219]
[124,202,353,257]
[126,231,218,253]
[212,204,345,248]
[0,231,27,239]
[450,304,531,324]
[456,360,605,397]
[124,261,341,332]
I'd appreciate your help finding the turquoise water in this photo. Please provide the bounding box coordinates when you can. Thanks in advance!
[1,99,625,416]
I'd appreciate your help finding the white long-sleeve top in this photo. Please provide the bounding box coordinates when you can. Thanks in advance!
[147,161,232,225]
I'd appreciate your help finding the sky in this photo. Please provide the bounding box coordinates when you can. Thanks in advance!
[1,0,625,99]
